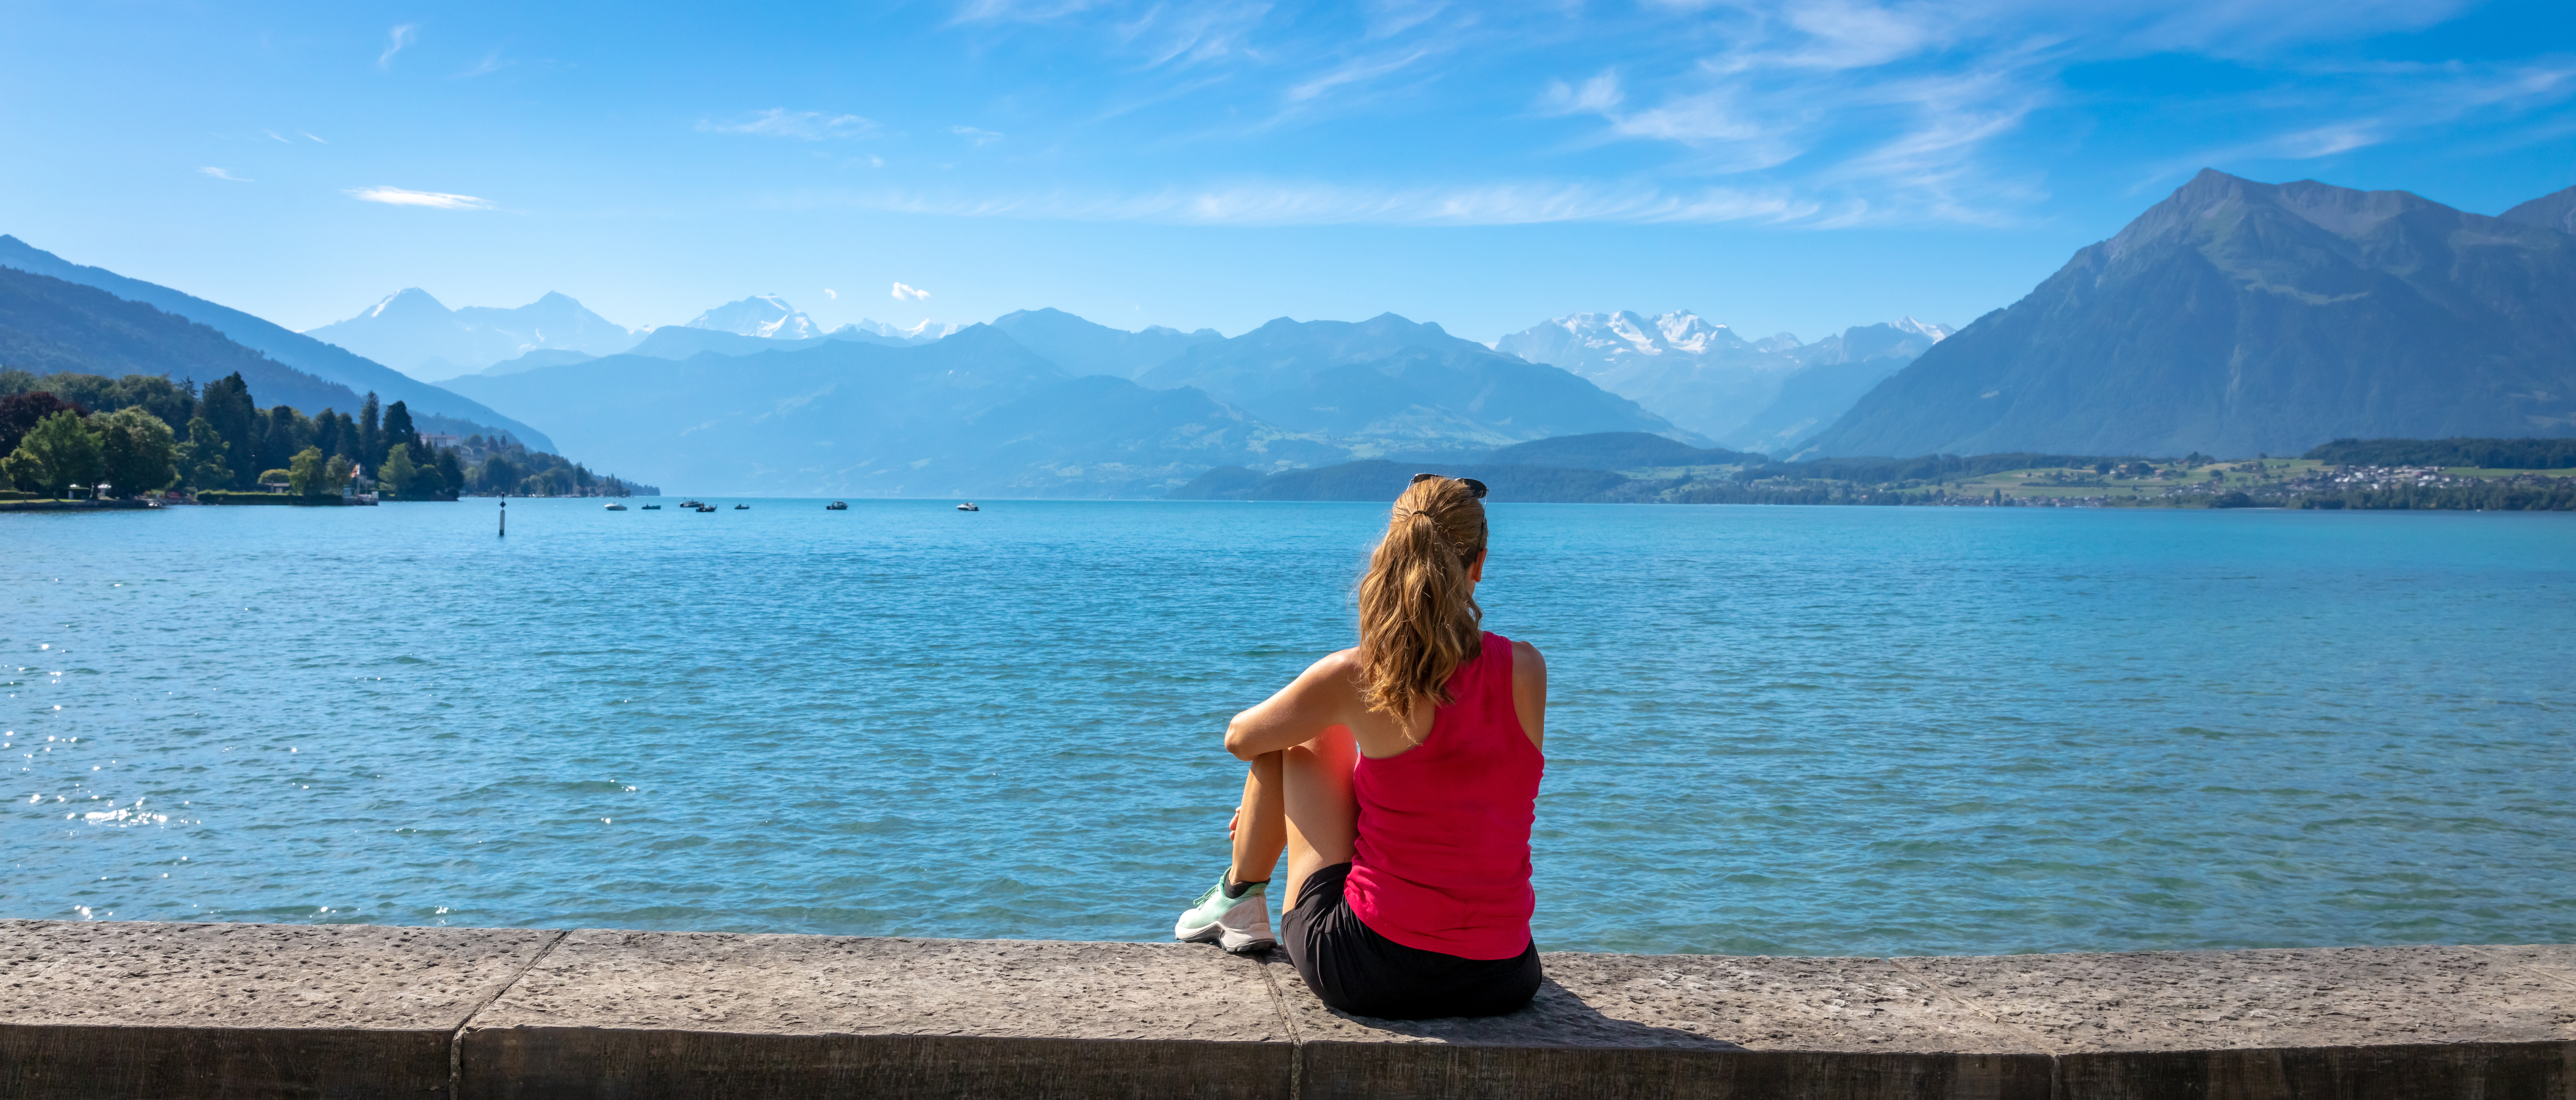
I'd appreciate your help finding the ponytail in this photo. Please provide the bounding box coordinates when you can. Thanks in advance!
[1356,477,1489,723]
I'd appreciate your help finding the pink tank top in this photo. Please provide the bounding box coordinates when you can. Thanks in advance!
[1345,631,1543,960]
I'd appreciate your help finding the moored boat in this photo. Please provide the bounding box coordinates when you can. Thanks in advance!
[604,502,628,511]
[956,502,980,512]
[826,501,848,510]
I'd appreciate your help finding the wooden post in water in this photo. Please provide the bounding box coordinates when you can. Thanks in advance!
[499,498,506,537]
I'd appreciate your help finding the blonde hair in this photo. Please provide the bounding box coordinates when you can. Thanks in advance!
[1356,477,1489,723]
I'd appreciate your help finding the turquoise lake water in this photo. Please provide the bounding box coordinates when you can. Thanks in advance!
[4,498,2571,955]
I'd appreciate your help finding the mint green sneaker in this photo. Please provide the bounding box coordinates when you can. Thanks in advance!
[1173,875,1275,954]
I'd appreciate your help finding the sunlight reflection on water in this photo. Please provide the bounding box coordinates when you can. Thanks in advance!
[3,498,2570,953]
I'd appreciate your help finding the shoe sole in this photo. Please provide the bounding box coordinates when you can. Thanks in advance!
[1175,918,1276,955]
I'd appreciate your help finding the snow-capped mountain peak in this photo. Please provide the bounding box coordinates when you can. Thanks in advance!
[1891,316,1953,342]
[684,294,822,340]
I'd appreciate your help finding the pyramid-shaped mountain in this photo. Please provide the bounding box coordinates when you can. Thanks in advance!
[1800,170,2576,458]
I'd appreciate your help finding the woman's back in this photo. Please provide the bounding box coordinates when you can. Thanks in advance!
[1346,631,1544,961]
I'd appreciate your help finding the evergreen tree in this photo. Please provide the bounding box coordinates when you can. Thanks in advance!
[382,401,420,462]
[257,405,312,477]
[311,410,343,461]
[198,373,258,490]
[433,449,464,499]
[95,407,177,496]
[330,411,359,460]
[359,392,383,468]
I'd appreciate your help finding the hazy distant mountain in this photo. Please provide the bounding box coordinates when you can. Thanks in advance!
[0,235,556,451]
[2501,184,2576,234]
[305,288,640,380]
[1495,309,1947,445]
[0,265,364,414]
[480,348,597,376]
[1140,313,1689,449]
[684,294,823,339]
[1485,431,1757,468]
[1802,170,2576,458]
[1720,319,1951,454]
[444,325,1338,496]
[838,317,963,343]
[991,308,1223,378]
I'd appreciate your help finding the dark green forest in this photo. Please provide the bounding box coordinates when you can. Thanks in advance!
[2,367,652,501]
[1175,432,2576,512]
[2302,437,2576,469]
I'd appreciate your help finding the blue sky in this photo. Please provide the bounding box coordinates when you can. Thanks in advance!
[4,0,2571,343]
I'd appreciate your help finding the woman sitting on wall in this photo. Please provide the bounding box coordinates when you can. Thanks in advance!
[1174,473,1547,1020]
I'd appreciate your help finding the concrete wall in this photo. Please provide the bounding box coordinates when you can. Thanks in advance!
[2,920,2569,1099]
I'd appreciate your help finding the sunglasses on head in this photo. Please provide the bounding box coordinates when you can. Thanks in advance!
[1411,472,1489,500]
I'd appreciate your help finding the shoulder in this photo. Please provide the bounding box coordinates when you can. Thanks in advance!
[1310,647,1363,677]
[1299,648,1367,695]
[1509,639,1544,672]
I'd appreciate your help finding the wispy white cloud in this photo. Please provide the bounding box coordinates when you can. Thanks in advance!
[891,282,933,300]
[2141,59,2576,187]
[300,130,329,144]
[740,0,2557,231]
[1116,1,1270,67]
[347,186,493,210]
[199,167,253,182]
[1284,46,1435,104]
[263,129,291,143]
[807,179,1819,226]
[456,49,511,79]
[699,109,884,141]
[377,23,417,70]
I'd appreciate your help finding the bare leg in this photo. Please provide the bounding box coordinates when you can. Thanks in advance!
[1279,726,1359,911]
[1229,752,1286,886]
[1227,730,1361,911]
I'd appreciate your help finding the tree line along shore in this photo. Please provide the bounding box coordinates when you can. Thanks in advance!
[1,369,653,507]
[1173,435,2576,512]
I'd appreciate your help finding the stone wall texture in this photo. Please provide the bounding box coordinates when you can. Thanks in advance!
[1,921,2569,1099]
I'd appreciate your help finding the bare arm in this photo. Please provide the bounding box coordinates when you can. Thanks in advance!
[1223,650,1364,760]
[1511,639,1547,750]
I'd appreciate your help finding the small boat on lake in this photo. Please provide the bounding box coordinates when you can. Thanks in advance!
[641,504,661,510]
[734,503,750,510]
[826,501,848,510]
[604,502,627,511]
[680,500,706,509]
[956,502,980,512]
[696,505,717,512]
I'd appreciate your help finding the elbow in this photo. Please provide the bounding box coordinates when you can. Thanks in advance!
[1222,718,1258,760]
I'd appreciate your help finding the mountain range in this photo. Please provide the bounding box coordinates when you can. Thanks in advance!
[304,288,642,380]
[0,236,556,451]
[314,289,974,379]
[442,312,1683,495]
[445,325,1340,496]
[14,168,2569,495]
[1801,171,2576,458]
[1494,311,1951,451]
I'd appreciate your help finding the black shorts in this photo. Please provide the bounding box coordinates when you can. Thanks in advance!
[1281,862,1541,1020]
